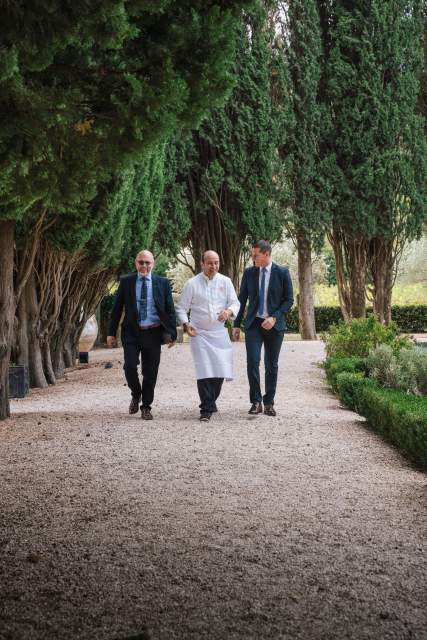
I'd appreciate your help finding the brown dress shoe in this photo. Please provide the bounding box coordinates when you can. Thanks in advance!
[248,402,263,415]
[141,407,153,420]
[129,397,140,414]
[264,405,276,416]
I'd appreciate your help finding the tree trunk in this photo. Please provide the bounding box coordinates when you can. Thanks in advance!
[16,292,29,368]
[329,227,367,321]
[52,336,66,380]
[296,230,317,339]
[63,337,75,369]
[42,341,56,385]
[329,228,352,321]
[25,273,48,388]
[0,220,15,419]
[369,237,394,325]
[347,238,367,318]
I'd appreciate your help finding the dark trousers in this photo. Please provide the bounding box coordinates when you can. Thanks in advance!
[197,378,224,415]
[245,318,285,406]
[123,327,162,408]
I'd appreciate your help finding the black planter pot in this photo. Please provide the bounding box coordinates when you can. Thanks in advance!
[9,365,29,399]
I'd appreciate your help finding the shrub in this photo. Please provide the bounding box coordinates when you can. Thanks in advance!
[324,356,366,392]
[285,305,427,334]
[322,316,411,359]
[367,345,427,395]
[332,371,427,469]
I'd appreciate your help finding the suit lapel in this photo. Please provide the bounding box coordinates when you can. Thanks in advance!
[267,263,277,305]
[254,267,260,297]
[131,273,138,320]
[152,274,159,309]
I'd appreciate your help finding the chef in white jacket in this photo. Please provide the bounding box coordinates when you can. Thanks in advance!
[176,251,240,422]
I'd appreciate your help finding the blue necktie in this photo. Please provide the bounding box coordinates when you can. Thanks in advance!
[139,277,148,322]
[258,267,266,316]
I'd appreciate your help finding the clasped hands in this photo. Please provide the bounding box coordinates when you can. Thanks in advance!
[185,308,232,337]
[232,316,276,341]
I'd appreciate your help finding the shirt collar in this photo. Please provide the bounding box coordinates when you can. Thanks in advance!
[137,271,152,281]
[201,272,218,283]
[261,262,272,273]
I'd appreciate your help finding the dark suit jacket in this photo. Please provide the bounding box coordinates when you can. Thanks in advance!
[233,263,294,332]
[108,273,177,343]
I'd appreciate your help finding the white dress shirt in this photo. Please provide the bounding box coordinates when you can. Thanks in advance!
[257,261,272,319]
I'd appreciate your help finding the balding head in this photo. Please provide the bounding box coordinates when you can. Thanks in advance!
[135,249,155,275]
[201,250,220,279]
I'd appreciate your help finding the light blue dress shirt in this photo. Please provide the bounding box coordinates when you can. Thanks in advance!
[136,272,160,326]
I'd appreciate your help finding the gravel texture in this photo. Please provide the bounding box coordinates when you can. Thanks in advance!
[1,341,426,640]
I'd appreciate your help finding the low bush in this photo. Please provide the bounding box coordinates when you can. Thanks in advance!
[332,371,427,470]
[367,344,427,396]
[323,356,366,391]
[322,316,411,359]
[286,305,427,334]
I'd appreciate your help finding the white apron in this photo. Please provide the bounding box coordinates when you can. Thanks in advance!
[189,324,234,380]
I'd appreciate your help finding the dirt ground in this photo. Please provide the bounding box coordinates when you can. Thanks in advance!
[0,340,426,640]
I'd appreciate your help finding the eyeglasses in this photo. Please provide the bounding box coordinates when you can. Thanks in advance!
[137,260,152,266]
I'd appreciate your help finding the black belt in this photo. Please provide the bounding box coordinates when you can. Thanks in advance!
[139,323,161,330]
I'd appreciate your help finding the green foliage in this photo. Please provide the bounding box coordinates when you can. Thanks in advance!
[367,345,427,396]
[324,356,367,392]
[321,0,427,241]
[390,305,427,333]
[332,371,427,470]
[286,305,427,334]
[322,316,411,359]
[279,0,329,247]
[156,2,285,281]
[0,1,251,225]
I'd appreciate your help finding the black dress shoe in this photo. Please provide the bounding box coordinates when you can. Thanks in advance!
[199,413,211,422]
[248,402,263,415]
[129,396,140,414]
[264,405,276,416]
[141,407,153,420]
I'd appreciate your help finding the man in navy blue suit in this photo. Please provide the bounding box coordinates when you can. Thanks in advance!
[233,240,293,416]
[107,250,177,420]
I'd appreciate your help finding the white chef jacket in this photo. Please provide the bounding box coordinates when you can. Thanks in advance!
[176,272,240,380]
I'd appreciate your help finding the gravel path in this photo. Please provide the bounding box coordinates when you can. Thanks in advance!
[1,341,426,640]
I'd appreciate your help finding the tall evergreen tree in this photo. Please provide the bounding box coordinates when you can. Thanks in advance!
[0,0,252,418]
[319,0,427,322]
[276,0,327,339]
[157,2,284,287]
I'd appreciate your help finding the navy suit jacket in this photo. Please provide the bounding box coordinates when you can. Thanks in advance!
[233,263,294,332]
[108,273,177,343]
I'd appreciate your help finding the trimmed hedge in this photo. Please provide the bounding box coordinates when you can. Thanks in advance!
[286,305,427,333]
[324,356,367,391]
[326,363,427,470]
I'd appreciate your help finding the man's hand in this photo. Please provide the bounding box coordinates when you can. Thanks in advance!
[261,316,276,331]
[232,328,241,341]
[167,341,176,349]
[184,323,197,337]
[217,309,231,322]
[107,335,117,348]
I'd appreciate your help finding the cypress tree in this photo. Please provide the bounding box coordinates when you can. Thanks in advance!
[157,2,284,287]
[0,1,252,418]
[276,0,327,338]
[319,0,427,321]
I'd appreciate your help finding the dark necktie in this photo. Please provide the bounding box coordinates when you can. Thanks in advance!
[139,277,148,322]
[258,267,267,316]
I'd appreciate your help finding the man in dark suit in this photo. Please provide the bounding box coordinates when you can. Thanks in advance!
[107,249,177,420]
[233,240,293,416]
